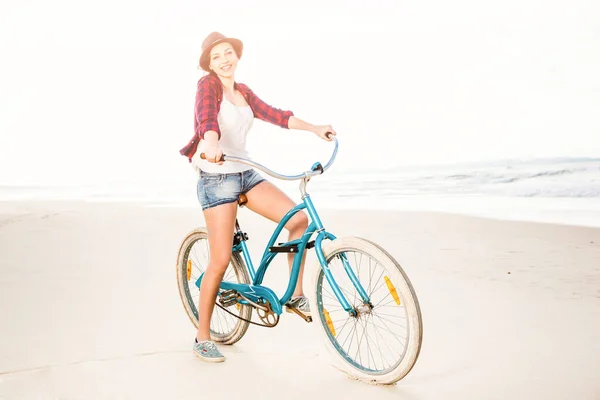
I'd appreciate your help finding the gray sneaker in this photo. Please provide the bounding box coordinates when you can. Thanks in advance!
[193,339,225,363]
[285,296,311,316]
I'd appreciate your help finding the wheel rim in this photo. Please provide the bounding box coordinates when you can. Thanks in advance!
[182,236,246,339]
[316,248,411,375]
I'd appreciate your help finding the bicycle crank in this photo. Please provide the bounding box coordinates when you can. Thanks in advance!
[285,306,313,323]
[214,298,280,328]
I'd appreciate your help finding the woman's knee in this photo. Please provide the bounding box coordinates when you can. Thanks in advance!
[287,211,308,233]
[208,251,231,274]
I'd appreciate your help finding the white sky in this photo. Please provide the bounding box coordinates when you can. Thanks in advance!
[1,0,599,186]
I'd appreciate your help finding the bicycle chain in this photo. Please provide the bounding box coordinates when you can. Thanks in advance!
[214,302,280,328]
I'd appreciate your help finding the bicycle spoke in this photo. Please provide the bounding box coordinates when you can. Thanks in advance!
[372,310,407,321]
[213,308,224,333]
[362,317,382,371]
[366,314,392,369]
[200,240,209,264]
[369,277,390,301]
[369,314,400,366]
[340,318,358,351]
[224,308,238,329]
[331,317,352,324]
[371,314,407,331]
[351,252,359,305]
[368,257,375,295]
[190,242,204,270]
[360,319,375,370]
[333,316,353,340]
[216,304,232,326]
[372,314,407,345]
[324,284,349,306]
[348,319,360,363]
[323,273,359,310]
[322,292,341,304]
[373,295,399,309]
[354,321,365,367]
[327,308,349,314]
[330,256,356,301]
[217,305,230,333]
[338,285,358,305]
[191,254,203,273]
[356,317,377,370]
[369,266,386,299]
[353,316,369,366]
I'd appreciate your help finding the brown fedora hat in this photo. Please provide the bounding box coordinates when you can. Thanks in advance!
[199,32,243,72]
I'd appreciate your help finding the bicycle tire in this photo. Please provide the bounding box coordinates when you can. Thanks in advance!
[175,228,252,345]
[308,236,423,384]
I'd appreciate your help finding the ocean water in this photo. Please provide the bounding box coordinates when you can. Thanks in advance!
[2,157,599,228]
[308,157,600,227]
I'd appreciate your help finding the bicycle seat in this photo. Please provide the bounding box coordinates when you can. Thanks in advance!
[238,194,247,207]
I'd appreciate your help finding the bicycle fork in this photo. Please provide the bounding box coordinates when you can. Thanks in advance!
[305,196,371,316]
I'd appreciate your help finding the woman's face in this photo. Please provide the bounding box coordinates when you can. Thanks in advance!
[209,42,239,78]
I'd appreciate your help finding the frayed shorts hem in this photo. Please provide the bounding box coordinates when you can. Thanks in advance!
[196,168,265,211]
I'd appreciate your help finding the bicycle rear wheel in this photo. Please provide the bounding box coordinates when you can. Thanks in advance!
[176,228,252,345]
[309,237,423,384]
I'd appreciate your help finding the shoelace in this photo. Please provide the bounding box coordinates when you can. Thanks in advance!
[202,341,217,352]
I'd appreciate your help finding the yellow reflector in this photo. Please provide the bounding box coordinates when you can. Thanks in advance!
[323,308,336,337]
[236,303,240,310]
[186,260,192,281]
[384,276,401,305]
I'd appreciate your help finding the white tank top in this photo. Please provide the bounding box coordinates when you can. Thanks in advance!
[193,97,254,174]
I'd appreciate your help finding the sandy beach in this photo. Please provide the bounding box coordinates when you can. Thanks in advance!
[1,200,599,399]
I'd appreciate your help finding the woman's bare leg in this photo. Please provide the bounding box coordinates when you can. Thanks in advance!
[244,181,309,297]
[196,201,238,342]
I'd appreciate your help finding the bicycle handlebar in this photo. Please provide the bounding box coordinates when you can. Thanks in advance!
[200,135,338,181]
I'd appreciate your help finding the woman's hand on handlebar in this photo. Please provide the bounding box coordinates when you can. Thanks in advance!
[199,131,224,164]
[202,145,224,164]
[313,125,337,141]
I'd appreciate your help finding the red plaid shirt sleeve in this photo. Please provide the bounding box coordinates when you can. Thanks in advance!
[195,76,222,140]
[238,84,294,128]
[179,76,222,161]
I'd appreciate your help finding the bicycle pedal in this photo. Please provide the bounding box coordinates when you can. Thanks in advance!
[218,289,238,308]
[285,306,313,323]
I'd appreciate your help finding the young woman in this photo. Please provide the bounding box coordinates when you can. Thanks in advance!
[179,32,337,362]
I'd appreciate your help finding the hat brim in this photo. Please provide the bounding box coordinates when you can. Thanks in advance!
[199,38,243,72]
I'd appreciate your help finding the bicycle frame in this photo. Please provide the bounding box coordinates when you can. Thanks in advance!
[242,194,372,312]
[195,137,371,316]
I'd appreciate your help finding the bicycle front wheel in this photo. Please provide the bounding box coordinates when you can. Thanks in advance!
[176,228,252,345]
[309,237,423,384]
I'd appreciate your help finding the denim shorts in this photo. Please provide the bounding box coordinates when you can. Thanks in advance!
[196,169,266,210]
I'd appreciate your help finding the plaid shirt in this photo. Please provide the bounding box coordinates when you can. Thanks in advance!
[179,74,294,161]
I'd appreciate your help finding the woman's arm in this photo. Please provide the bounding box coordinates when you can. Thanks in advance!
[239,83,336,141]
[201,131,224,164]
[180,76,221,161]
[288,116,337,141]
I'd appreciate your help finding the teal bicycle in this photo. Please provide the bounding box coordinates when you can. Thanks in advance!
[175,137,423,384]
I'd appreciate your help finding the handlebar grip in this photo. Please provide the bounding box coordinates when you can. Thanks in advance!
[200,152,226,162]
